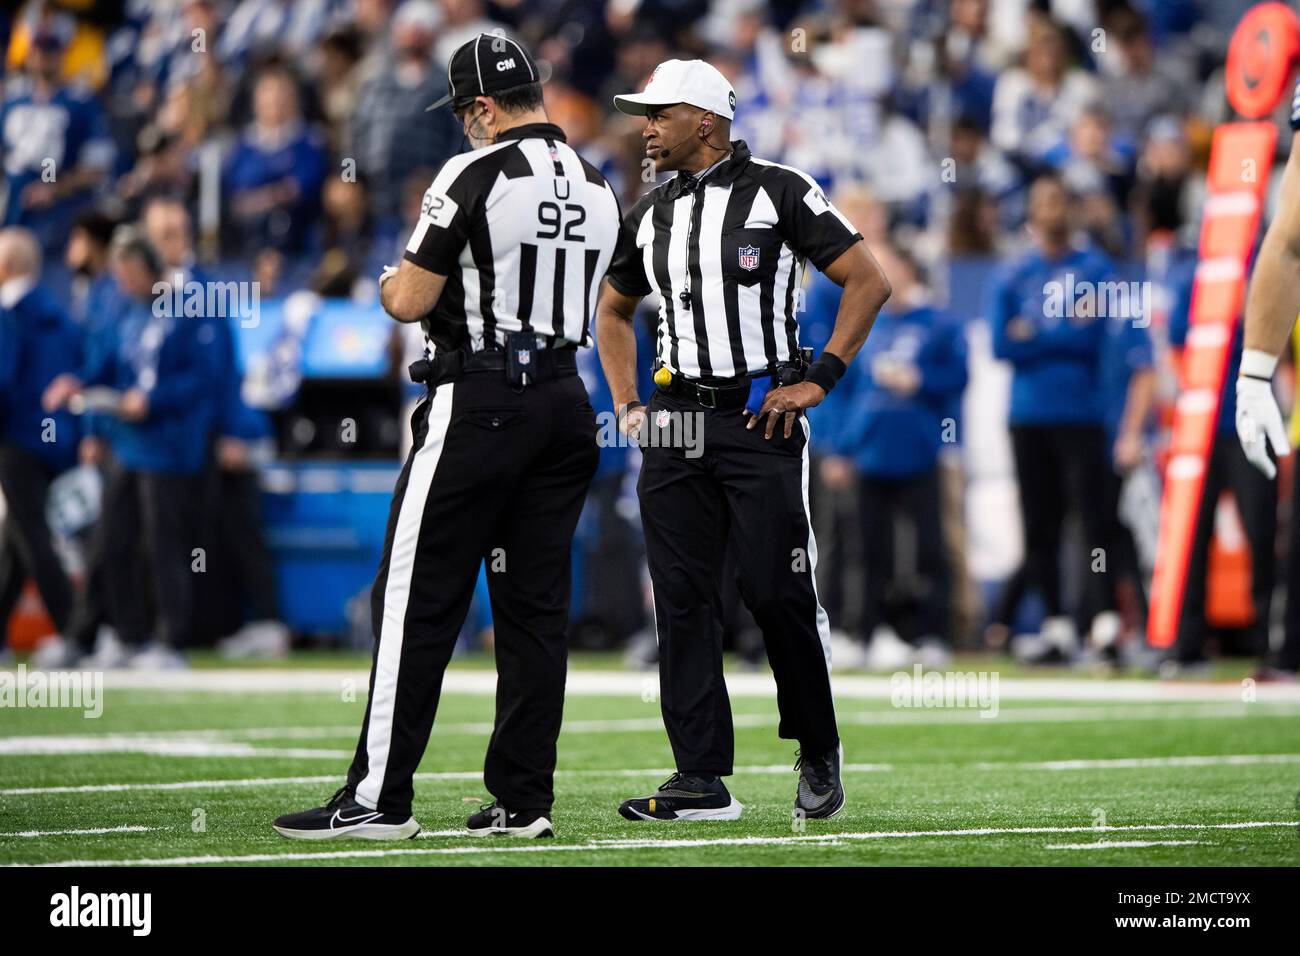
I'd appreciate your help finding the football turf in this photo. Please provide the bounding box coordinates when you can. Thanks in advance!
[2,660,1299,866]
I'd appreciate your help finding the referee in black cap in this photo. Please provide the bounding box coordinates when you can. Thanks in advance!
[595,59,891,821]
[275,34,620,840]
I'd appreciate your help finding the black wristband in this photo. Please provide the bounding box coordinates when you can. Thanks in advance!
[618,400,645,424]
[804,351,847,394]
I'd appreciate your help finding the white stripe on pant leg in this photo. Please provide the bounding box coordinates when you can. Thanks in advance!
[355,384,456,810]
[798,416,832,672]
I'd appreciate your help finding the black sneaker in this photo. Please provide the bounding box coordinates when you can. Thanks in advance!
[466,802,554,838]
[619,772,743,821]
[273,786,420,840]
[794,745,845,819]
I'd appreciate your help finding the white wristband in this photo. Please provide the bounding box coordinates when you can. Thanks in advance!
[1239,348,1278,380]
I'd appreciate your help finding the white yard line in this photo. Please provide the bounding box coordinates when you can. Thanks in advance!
[976,754,1300,771]
[6,668,1292,702]
[12,821,1294,867]
[581,821,1293,850]
[0,763,892,796]
[0,736,355,759]
[1045,840,1205,850]
[3,753,1294,797]
[0,826,161,839]
[6,702,1300,753]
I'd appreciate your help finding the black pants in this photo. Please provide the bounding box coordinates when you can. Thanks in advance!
[0,446,73,633]
[858,468,949,642]
[65,458,111,652]
[1176,435,1276,663]
[638,391,837,776]
[1103,464,1148,624]
[222,470,279,621]
[1010,424,1113,626]
[346,370,598,816]
[73,460,203,648]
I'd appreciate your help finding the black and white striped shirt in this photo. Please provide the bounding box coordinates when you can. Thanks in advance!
[605,140,862,379]
[404,122,621,351]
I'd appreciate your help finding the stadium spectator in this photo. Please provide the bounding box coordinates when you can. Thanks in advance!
[44,228,216,669]
[218,0,344,66]
[806,185,888,638]
[313,174,378,297]
[990,17,1099,172]
[0,227,80,655]
[987,173,1116,663]
[52,211,122,667]
[777,8,895,193]
[1096,267,1157,649]
[938,0,1002,130]
[141,195,287,655]
[1,29,115,256]
[1046,106,1134,210]
[433,0,509,67]
[949,113,1024,232]
[826,244,967,669]
[317,26,366,155]
[64,210,121,337]
[222,66,328,254]
[349,1,463,232]
[1098,5,1191,150]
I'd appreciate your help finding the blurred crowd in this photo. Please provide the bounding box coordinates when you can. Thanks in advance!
[2,0,1299,678]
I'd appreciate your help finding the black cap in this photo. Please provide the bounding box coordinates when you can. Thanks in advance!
[425,33,539,112]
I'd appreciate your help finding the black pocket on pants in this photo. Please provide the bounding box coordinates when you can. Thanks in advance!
[463,407,526,431]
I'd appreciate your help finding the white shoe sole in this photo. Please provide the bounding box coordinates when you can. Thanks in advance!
[466,816,555,838]
[273,818,421,841]
[624,797,744,821]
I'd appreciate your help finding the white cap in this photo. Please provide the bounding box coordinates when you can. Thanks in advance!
[613,59,737,119]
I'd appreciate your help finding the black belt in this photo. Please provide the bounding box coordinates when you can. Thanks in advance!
[663,374,760,410]
[409,346,577,387]
[660,353,813,409]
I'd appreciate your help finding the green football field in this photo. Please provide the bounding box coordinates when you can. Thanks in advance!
[2,656,1299,867]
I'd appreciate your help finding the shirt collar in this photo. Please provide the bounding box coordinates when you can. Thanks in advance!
[494,123,568,143]
[663,139,752,200]
[0,275,36,310]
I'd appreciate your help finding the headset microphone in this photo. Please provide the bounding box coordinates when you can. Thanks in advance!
[658,131,695,159]
[658,120,723,159]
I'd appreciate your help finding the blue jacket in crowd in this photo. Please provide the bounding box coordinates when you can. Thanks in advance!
[987,246,1111,427]
[82,294,218,475]
[0,80,115,253]
[828,303,968,479]
[221,124,328,252]
[0,283,82,471]
[186,265,274,443]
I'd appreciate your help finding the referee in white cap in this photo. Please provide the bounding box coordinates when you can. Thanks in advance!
[595,59,891,821]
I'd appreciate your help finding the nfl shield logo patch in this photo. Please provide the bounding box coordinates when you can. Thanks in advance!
[738,245,760,271]
[516,349,531,365]
[656,409,671,429]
